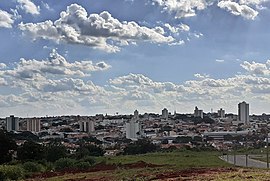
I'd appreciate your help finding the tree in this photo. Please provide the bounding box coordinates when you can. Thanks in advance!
[0,131,17,164]
[75,144,105,158]
[123,139,159,155]
[17,141,45,161]
[45,143,68,162]
[173,136,192,144]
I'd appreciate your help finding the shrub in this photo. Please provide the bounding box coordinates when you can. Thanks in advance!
[54,158,76,170]
[23,161,44,173]
[0,165,24,180]
[44,162,54,171]
[74,162,91,170]
[80,156,96,166]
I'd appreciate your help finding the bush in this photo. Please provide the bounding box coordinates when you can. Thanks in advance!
[44,162,54,171]
[80,156,95,166]
[0,165,24,180]
[74,162,91,170]
[23,161,44,173]
[54,158,76,171]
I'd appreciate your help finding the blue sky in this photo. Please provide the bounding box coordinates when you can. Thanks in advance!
[0,0,270,117]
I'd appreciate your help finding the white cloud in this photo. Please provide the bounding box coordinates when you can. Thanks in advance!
[216,59,225,63]
[17,0,40,15]
[19,4,176,53]
[194,73,210,79]
[42,1,53,11]
[0,10,14,28]
[3,49,111,81]
[153,0,266,20]
[0,63,7,69]
[153,0,208,18]
[164,23,190,34]
[217,1,258,20]
[241,60,270,75]
[2,56,270,116]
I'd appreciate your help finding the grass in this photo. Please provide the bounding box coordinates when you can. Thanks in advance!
[98,150,231,169]
[24,150,234,181]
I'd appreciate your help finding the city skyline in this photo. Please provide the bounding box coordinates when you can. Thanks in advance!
[0,1,270,117]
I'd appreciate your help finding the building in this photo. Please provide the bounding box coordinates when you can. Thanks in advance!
[194,106,203,119]
[126,110,141,140]
[6,115,19,132]
[79,118,95,133]
[162,108,169,119]
[26,118,41,133]
[218,108,225,118]
[238,101,249,125]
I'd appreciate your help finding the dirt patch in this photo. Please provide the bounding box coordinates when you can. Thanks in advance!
[150,167,237,180]
[29,161,164,180]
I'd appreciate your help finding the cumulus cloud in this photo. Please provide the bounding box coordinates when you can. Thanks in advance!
[153,0,265,20]
[17,0,40,15]
[153,0,208,18]
[0,10,14,28]
[19,3,176,52]
[3,49,111,81]
[217,1,258,20]
[241,60,270,75]
[0,63,7,69]
[164,23,190,34]
[2,55,270,116]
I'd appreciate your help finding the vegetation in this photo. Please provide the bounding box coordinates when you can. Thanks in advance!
[17,141,45,161]
[0,165,24,181]
[0,130,17,164]
[123,139,159,155]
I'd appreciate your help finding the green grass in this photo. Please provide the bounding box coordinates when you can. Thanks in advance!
[25,151,233,181]
[99,150,231,169]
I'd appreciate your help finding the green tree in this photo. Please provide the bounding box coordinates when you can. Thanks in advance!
[0,131,17,164]
[45,143,68,162]
[123,139,158,155]
[75,145,105,158]
[17,141,45,161]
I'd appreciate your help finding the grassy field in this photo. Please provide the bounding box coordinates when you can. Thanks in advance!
[26,150,234,181]
[98,150,231,169]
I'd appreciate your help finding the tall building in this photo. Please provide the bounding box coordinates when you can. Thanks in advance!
[6,115,19,132]
[194,106,203,118]
[27,118,41,133]
[126,110,141,140]
[162,108,169,119]
[218,108,225,118]
[79,118,95,133]
[238,101,249,125]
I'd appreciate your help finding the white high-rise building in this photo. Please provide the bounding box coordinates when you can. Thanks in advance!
[162,108,169,119]
[79,118,95,133]
[194,106,203,118]
[6,115,19,132]
[238,101,249,125]
[126,110,141,140]
[27,118,41,133]
[218,108,225,118]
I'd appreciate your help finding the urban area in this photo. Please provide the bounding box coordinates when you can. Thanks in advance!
[1,101,269,155]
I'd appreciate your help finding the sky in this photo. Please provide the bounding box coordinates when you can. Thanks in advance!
[0,0,270,117]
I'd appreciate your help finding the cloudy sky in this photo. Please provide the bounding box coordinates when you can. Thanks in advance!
[0,0,270,117]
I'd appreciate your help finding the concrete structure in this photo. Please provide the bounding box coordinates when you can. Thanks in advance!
[79,118,95,133]
[238,101,249,125]
[218,108,225,118]
[194,106,203,118]
[162,108,169,119]
[126,110,141,140]
[134,110,139,119]
[27,118,41,133]
[6,115,19,132]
